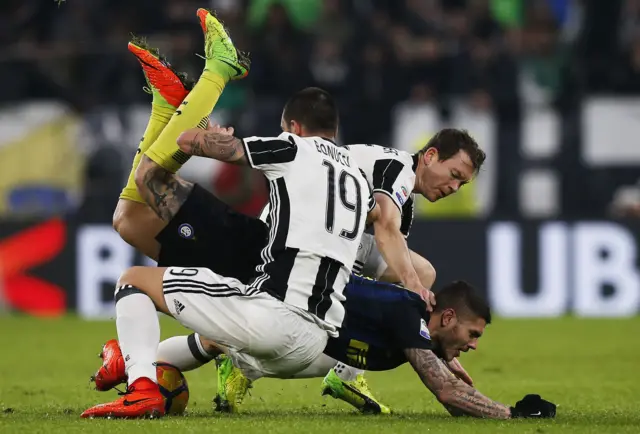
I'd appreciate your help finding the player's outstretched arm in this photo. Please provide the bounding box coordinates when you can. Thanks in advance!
[372,194,435,309]
[404,348,512,419]
[177,127,248,165]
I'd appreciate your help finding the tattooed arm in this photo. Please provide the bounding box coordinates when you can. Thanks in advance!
[134,156,193,222]
[404,348,512,419]
[177,129,247,165]
[443,404,467,417]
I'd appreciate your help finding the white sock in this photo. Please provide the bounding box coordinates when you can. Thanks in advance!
[157,333,215,371]
[291,354,338,379]
[115,284,160,385]
[334,362,365,382]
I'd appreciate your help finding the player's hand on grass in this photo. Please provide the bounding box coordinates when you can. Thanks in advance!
[510,394,556,418]
[445,357,473,386]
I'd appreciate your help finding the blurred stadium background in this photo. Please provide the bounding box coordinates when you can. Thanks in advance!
[1,0,639,320]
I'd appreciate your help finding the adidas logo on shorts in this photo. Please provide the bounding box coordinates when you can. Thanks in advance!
[173,299,185,315]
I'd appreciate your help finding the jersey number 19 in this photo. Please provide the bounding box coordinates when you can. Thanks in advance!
[322,160,362,241]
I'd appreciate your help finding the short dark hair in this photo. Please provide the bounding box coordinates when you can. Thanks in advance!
[418,129,486,172]
[282,87,339,135]
[434,281,491,324]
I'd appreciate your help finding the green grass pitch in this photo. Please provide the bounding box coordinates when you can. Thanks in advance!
[1,315,639,433]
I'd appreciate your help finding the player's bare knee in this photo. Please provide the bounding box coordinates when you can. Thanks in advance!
[411,252,436,289]
[112,201,138,244]
[115,266,162,301]
[116,266,147,292]
[419,260,437,289]
[113,268,149,308]
[113,218,142,252]
[115,266,170,313]
[112,200,127,234]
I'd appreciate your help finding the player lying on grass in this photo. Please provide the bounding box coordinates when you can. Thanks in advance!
[109,24,484,411]
[90,276,557,419]
[82,8,378,419]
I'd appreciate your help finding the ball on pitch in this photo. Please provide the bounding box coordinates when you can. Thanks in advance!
[156,362,189,415]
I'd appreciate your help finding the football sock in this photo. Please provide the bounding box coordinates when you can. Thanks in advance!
[157,333,215,371]
[143,71,225,173]
[114,284,159,385]
[119,105,174,203]
[334,362,364,382]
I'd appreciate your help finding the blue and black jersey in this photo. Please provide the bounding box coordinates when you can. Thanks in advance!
[323,274,433,371]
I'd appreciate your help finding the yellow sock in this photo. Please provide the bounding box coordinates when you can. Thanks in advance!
[143,71,226,173]
[119,104,174,203]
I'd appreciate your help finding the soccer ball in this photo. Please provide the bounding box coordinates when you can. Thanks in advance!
[156,362,189,415]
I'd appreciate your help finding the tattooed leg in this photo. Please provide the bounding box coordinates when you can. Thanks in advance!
[135,155,194,222]
[404,348,512,419]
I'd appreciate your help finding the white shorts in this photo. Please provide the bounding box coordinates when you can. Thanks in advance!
[163,267,329,380]
[353,233,388,279]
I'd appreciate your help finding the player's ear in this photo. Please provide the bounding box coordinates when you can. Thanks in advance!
[290,120,303,136]
[425,148,438,166]
[441,308,456,327]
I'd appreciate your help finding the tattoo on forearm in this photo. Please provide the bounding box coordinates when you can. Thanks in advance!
[139,157,193,222]
[190,132,245,163]
[448,388,510,419]
[405,348,511,419]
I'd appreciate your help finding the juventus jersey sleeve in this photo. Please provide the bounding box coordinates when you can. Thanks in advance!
[373,156,415,212]
[345,145,417,237]
[242,133,298,179]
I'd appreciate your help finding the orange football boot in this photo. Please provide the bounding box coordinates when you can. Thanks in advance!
[127,36,193,108]
[81,377,165,419]
[91,339,126,391]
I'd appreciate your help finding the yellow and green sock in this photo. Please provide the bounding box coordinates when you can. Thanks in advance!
[142,71,226,172]
[119,104,175,203]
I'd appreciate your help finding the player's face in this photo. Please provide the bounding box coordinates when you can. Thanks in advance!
[417,150,475,202]
[440,314,486,361]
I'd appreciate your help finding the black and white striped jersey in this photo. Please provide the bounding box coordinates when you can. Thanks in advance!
[242,133,375,332]
[344,144,417,237]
